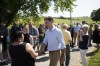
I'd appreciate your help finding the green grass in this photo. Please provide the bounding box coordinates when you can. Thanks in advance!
[8,17,100,29]
[38,17,100,26]
[88,50,100,66]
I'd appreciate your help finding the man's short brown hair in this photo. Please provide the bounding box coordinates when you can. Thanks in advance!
[44,16,54,22]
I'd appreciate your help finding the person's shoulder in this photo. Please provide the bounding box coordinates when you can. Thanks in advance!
[31,26,36,29]
[66,30,70,33]
[64,30,70,34]
[55,27,62,32]
[32,27,37,30]
[54,27,63,35]
[74,26,77,28]
[45,29,49,34]
[25,43,32,48]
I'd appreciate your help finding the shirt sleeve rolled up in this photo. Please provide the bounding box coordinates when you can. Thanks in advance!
[56,30,66,49]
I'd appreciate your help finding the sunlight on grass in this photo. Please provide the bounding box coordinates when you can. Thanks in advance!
[39,17,100,25]
[88,50,100,66]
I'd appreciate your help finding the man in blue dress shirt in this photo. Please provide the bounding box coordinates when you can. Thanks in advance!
[39,17,66,66]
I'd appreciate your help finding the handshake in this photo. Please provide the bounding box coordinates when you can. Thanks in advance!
[36,50,45,56]
[36,43,46,56]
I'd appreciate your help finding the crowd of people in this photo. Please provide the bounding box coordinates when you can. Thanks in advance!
[0,16,100,66]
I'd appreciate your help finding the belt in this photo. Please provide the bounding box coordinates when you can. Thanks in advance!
[49,50,60,53]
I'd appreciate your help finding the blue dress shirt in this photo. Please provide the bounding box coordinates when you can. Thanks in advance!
[43,26,66,51]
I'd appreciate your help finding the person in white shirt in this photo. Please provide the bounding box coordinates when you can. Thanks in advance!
[39,17,66,66]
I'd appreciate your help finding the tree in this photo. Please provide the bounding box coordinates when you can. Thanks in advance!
[0,0,76,27]
[91,8,100,22]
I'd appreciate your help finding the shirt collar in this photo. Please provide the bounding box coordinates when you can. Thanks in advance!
[62,29,67,31]
[49,25,56,31]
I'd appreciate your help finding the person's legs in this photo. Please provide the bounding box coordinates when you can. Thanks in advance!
[96,43,100,51]
[88,35,92,46]
[60,53,65,66]
[80,49,88,66]
[2,37,7,52]
[74,33,77,46]
[49,51,60,66]
[70,37,74,48]
[65,45,70,66]
[60,48,66,66]
[72,37,74,48]
[0,44,3,62]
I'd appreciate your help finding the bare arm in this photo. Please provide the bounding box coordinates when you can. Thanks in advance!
[29,35,34,46]
[26,43,38,58]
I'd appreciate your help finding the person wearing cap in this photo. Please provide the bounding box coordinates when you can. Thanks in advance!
[61,24,72,66]
[78,24,89,66]
[39,17,66,66]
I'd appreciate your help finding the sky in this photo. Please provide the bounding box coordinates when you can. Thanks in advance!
[43,0,100,17]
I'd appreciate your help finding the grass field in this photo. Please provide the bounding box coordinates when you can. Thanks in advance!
[88,50,100,66]
[8,17,100,29]
[38,17,100,26]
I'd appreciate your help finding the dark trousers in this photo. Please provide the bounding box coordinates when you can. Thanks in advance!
[70,37,74,48]
[65,45,70,66]
[1,37,7,52]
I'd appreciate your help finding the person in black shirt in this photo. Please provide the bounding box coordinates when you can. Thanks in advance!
[10,23,22,42]
[93,24,100,51]
[78,24,89,66]
[0,23,8,52]
[69,25,74,49]
[23,25,34,46]
[9,31,38,66]
[38,24,45,51]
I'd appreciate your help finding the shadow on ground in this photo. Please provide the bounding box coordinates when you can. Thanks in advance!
[86,52,95,57]
[73,48,80,52]
[86,50,99,57]
[35,56,49,62]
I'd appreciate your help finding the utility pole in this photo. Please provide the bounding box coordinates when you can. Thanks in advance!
[70,7,72,25]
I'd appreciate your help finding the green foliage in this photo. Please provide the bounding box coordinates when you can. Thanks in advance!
[91,8,100,22]
[0,0,76,27]
[53,0,76,12]
[0,0,25,26]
